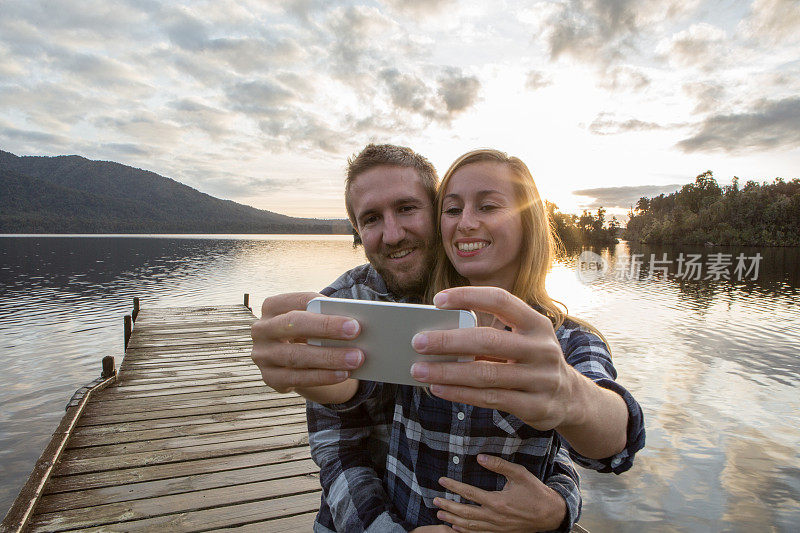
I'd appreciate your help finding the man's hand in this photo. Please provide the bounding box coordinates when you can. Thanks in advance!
[250,292,364,404]
[409,286,628,459]
[411,526,456,532]
[433,454,566,532]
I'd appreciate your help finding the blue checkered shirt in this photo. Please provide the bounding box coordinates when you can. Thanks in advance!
[308,264,645,532]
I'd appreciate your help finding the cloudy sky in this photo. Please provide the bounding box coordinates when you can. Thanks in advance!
[1,0,798,219]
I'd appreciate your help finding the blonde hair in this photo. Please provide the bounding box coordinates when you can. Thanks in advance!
[427,148,608,346]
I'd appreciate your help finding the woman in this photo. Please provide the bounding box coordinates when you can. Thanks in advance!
[312,149,643,532]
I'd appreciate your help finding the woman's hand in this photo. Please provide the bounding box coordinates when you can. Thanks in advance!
[433,454,565,532]
[410,286,628,459]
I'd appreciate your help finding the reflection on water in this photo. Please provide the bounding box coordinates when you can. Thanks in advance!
[1,236,798,530]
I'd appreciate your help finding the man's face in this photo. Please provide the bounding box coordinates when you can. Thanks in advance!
[349,165,436,298]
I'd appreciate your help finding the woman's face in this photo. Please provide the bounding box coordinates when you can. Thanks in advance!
[440,161,524,290]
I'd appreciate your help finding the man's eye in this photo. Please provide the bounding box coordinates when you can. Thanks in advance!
[362,215,379,226]
[398,205,417,213]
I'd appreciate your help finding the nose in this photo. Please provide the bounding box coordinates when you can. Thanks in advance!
[457,207,479,232]
[382,213,406,245]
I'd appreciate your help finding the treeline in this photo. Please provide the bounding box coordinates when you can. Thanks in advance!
[624,171,800,246]
[547,202,619,246]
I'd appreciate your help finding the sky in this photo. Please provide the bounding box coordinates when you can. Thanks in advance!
[1,0,798,220]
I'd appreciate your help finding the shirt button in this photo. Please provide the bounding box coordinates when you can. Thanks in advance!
[457,412,465,421]
[452,456,460,465]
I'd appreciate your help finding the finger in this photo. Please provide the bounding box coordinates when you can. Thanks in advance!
[259,366,350,391]
[433,496,494,521]
[410,360,533,390]
[476,454,530,482]
[433,286,554,336]
[435,509,495,532]
[438,477,492,506]
[413,326,524,357]
[254,340,364,370]
[262,309,361,342]
[260,292,322,319]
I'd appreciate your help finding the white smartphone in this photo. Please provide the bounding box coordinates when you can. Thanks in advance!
[306,297,477,387]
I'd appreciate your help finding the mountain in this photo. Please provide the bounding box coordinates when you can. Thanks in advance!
[0,150,352,234]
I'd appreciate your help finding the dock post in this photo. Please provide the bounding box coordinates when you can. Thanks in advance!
[102,356,116,379]
[132,297,140,322]
[124,315,132,350]
[244,293,250,311]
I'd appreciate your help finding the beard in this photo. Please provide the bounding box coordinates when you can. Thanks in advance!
[366,238,435,299]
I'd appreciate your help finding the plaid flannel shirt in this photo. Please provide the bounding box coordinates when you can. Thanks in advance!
[308,264,645,532]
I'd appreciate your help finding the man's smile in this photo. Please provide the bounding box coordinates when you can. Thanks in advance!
[388,248,414,259]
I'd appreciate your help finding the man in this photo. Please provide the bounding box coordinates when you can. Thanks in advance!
[251,144,644,531]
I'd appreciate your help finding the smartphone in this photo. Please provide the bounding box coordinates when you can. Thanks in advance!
[306,297,477,387]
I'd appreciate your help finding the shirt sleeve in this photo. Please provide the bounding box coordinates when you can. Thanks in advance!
[307,382,409,532]
[543,444,582,533]
[560,325,646,474]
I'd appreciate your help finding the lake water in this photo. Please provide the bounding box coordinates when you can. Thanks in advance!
[1,235,798,531]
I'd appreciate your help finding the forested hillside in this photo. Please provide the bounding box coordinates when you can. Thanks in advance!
[0,150,351,234]
[624,171,800,246]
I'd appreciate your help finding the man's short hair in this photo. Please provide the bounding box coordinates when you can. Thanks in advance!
[345,144,438,228]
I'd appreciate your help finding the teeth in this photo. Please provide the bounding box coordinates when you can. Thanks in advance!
[389,249,412,259]
[457,242,487,252]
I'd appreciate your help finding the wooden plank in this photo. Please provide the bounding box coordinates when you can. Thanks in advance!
[56,431,310,476]
[37,458,319,512]
[62,420,309,461]
[215,511,318,532]
[45,447,312,494]
[47,491,322,532]
[28,475,322,531]
[94,380,273,399]
[67,412,308,448]
[71,400,306,436]
[83,389,291,415]
[106,375,264,392]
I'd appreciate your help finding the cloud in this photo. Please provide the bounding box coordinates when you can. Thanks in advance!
[382,0,456,17]
[597,65,650,91]
[438,69,480,114]
[657,22,729,71]
[525,70,553,91]
[676,97,800,153]
[572,184,683,209]
[682,82,726,114]
[589,113,671,135]
[740,0,800,46]
[545,0,700,66]
[225,80,298,115]
[167,99,233,140]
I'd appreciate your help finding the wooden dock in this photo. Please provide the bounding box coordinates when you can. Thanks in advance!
[2,298,320,532]
[3,297,590,532]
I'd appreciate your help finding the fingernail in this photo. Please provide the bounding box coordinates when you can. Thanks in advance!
[412,333,427,350]
[342,319,359,337]
[433,497,441,506]
[477,454,488,463]
[334,371,349,380]
[430,384,444,395]
[433,292,448,307]
[410,362,429,379]
[344,350,362,368]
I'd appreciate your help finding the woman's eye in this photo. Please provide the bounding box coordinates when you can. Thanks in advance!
[444,207,462,216]
[480,204,498,211]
